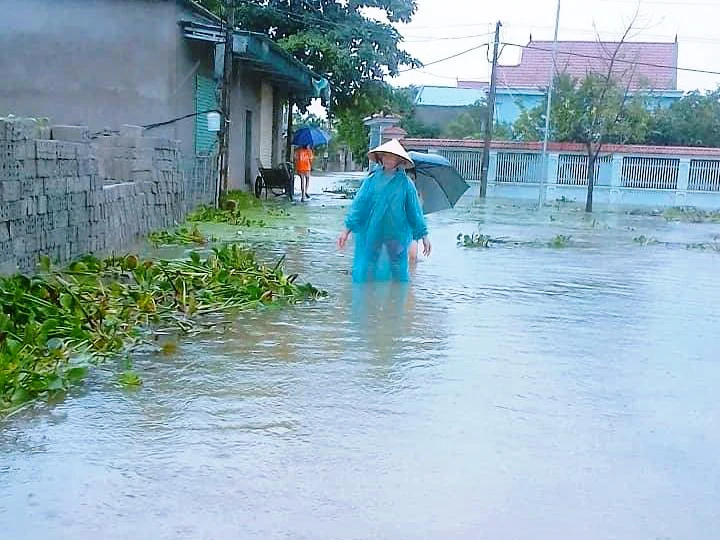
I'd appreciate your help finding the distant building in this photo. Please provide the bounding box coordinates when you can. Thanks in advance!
[414,40,683,132]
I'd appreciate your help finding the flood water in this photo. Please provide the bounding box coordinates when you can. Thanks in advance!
[2,174,719,539]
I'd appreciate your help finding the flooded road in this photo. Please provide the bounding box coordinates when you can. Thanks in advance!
[2,174,719,539]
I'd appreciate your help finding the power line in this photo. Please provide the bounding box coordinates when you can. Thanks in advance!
[502,41,720,77]
[403,32,494,43]
[397,44,489,73]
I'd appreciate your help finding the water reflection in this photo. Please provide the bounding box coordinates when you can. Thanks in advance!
[2,179,720,540]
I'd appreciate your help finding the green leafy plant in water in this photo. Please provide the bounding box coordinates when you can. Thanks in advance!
[118,371,143,388]
[0,245,326,414]
[187,206,267,227]
[457,233,492,248]
[663,207,720,223]
[148,225,209,247]
[633,235,659,246]
[549,234,572,248]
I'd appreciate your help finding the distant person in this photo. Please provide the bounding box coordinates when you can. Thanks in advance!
[337,139,431,282]
[294,145,314,202]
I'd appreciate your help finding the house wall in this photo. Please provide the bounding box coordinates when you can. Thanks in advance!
[0,0,221,164]
[228,63,263,190]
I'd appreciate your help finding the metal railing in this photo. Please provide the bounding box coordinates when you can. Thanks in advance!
[495,152,543,183]
[689,160,720,192]
[436,150,483,182]
[621,157,679,190]
[557,154,612,186]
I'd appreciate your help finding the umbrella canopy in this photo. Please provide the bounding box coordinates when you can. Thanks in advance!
[408,151,471,214]
[292,126,331,147]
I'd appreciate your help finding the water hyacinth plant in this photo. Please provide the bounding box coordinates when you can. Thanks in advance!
[0,245,325,413]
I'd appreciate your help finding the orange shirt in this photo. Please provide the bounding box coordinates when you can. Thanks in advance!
[295,148,314,173]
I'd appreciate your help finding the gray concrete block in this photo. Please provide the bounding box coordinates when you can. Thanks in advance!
[56,142,78,160]
[36,140,58,159]
[36,159,59,178]
[2,180,21,202]
[47,195,69,212]
[37,195,48,214]
[51,125,90,143]
[43,177,67,196]
[0,200,27,221]
[0,221,9,242]
[58,159,78,176]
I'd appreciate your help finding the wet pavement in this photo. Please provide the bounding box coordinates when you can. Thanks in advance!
[1,173,719,539]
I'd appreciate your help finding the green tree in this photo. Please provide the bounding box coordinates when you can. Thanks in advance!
[443,101,486,139]
[214,0,419,113]
[646,89,720,147]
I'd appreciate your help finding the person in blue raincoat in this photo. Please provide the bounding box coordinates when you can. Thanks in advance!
[337,139,432,282]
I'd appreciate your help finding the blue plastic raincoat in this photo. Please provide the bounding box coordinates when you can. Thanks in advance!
[344,168,428,282]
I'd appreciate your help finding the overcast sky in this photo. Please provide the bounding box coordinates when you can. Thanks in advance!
[389,0,720,91]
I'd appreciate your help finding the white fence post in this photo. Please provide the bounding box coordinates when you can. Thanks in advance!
[676,157,690,206]
[545,152,559,201]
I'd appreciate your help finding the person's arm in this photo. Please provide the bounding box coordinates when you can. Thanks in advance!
[338,174,374,248]
[405,179,432,256]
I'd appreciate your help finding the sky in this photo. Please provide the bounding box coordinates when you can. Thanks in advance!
[390,0,720,91]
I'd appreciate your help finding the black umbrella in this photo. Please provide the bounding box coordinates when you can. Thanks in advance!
[408,151,471,214]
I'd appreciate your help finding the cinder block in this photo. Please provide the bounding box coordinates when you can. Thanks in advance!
[0,221,9,243]
[51,125,90,143]
[36,140,58,159]
[1,180,21,202]
[43,177,67,196]
[58,159,78,176]
[36,159,59,178]
[0,200,26,221]
[56,142,78,160]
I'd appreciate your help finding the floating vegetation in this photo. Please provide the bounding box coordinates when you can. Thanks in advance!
[686,242,720,252]
[663,207,720,223]
[188,190,293,226]
[323,186,358,199]
[549,234,572,248]
[0,245,325,413]
[457,233,492,248]
[633,235,659,246]
[148,225,210,247]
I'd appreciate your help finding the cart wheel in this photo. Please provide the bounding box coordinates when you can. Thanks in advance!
[254,175,263,198]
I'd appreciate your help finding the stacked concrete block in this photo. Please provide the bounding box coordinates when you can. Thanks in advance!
[0,117,193,274]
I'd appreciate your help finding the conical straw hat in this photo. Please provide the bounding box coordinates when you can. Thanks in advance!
[367,139,414,169]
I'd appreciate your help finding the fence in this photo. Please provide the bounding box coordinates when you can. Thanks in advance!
[496,152,543,183]
[436,149,483,181]
[557,154,612,186]
[689,159,720,192]
[621,157,679,190]
[401,138,720,209]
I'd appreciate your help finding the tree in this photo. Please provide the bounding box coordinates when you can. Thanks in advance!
[646,89,720,147]
[203,0,419,113]
[513,18,647,212]
[443,101,486,139]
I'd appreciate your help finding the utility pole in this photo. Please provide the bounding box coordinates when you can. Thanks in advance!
[538,0,561,206]
[479,21,501,199]
[218,0,235,204]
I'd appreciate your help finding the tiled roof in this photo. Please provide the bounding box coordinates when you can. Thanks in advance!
[493,40,678,91]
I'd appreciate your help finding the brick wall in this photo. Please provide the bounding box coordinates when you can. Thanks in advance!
[0,117,215,274]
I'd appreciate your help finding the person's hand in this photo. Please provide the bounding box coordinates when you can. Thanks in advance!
[422,236,432,257]
[337,230,351,249]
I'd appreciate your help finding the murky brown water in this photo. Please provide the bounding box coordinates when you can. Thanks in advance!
[1,175,719,539]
